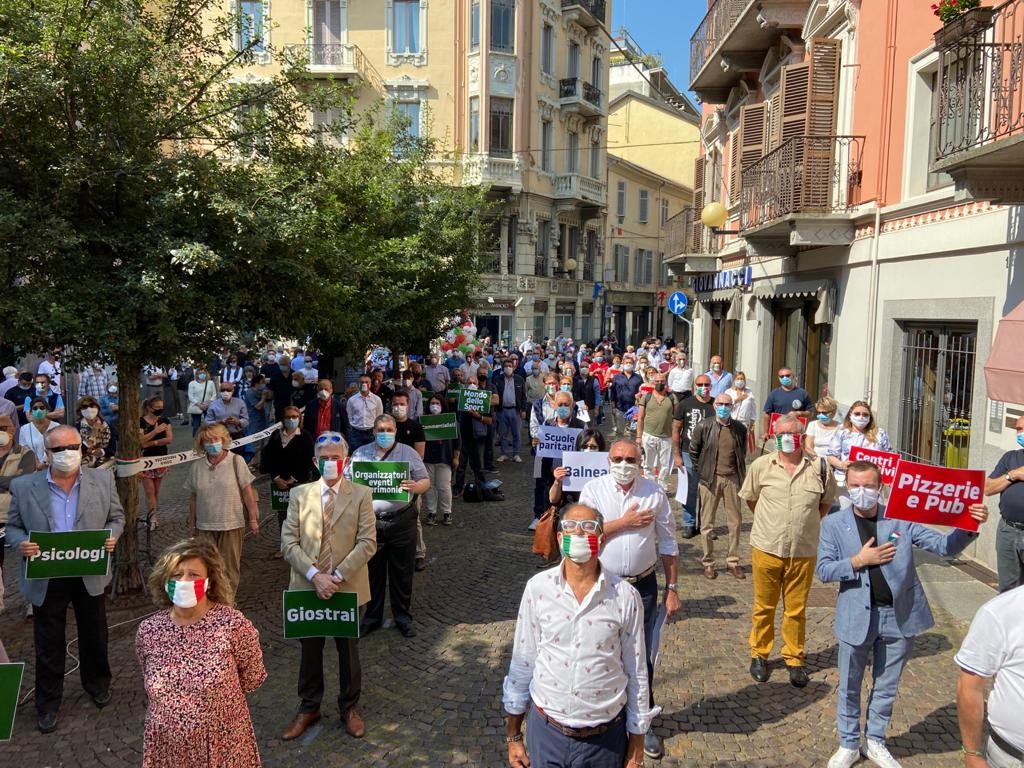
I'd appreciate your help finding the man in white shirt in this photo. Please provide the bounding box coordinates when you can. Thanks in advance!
[458,353,480,383]
[345,374,383,452]
[956,586,1024,768]
[667,353,694,401]
[578,439,680,761]
[422,355,450,393]
[37,352,60,389]
[0,366,19,398]
[503,503,653,768]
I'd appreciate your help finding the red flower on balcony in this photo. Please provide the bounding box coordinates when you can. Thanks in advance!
[933,0,981,23]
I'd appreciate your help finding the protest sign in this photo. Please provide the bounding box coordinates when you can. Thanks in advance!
[457,388,492,414]
[26,530,111,580]
[674,465,689,504]
[885,459,985,531]
[537,426,583,458]
[561,452,609,492]
[282,590,359,639]
[421,412,459,441]
[271,487,291,513]
[849,445,901,486]
[351,461,410,502]
[767,413,807,436]
[0,663,24,741]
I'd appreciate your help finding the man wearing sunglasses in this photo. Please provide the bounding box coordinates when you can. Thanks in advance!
[578,439,679,761]
[7,425,124,733]
[503,503,653,768]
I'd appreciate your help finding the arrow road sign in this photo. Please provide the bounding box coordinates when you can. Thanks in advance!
[668,291,689,316]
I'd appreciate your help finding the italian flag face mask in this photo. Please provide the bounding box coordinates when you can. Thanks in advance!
[166,578,209,608]
[561,533,600,564]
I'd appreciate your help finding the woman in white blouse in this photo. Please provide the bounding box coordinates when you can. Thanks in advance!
[726,371,756,451]
[803,396,840,458]
[18,397,60,467]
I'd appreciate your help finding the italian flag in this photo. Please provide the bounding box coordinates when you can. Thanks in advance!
[561,534,600,559]
[166,579,208,604]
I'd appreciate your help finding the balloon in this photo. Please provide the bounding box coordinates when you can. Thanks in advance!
[455,333,465,345]
[445,330,456,343]
[440,342,453,351]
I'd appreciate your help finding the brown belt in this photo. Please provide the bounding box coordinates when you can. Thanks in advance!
[534,704,623,739]
[623,564,657,584]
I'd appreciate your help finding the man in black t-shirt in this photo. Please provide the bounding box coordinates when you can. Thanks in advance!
[983,415,1024,592]
[391,390,428,572]
[671,373,716,538]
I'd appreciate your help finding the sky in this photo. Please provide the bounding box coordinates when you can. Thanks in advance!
[610,0,707,90]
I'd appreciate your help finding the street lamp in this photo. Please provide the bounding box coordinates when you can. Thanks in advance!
[701,202,740,236]
[553,257,578,277]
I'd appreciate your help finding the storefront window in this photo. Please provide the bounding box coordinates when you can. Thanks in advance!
[708,305,739,369]
[770,299,831,401]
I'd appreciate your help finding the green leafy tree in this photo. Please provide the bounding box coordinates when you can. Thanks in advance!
[0,0,488,590]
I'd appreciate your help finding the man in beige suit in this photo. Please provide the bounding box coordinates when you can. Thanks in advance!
[280,431,376,742]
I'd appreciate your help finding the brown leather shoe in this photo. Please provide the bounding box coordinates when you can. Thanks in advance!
[281,711,321,741]
[727,564,746,580]
[703,565,717,580]
[342,707,366,738]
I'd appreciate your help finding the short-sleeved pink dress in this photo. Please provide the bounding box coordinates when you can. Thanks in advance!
[136,602,267,767]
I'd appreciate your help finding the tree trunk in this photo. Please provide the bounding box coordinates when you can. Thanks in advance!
[113,359,143,594]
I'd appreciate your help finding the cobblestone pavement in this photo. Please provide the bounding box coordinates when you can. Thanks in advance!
[0,430,974,767]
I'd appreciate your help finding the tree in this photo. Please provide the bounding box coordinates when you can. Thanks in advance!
[0,0,489,590]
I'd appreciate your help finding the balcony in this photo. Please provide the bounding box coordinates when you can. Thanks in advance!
[663,209,720,276]
[553,173,607,207]
[559,78,604,118]
[932,1,1024,203]
[462,153,523,193]
[286,42,385,93]
[689,0,809,103]
[739,135,864,252]
[561,0,606,29]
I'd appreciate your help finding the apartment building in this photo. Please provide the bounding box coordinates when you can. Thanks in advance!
[233,0,613,348]
[670,0,1024,572]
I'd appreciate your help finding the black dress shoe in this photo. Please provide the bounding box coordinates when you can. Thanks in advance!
[750,656,770,683]
[92,690,112,708]
[414,557,427,572]
[359,621,382,637]
[37,712,57,733]
[681,525,698,539]
[396,622,417,638]
[788,665,810,688]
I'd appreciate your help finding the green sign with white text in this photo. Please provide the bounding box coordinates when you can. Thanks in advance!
[26,530,111,580]
[271,487,291,513]
[282,589,359,639]
[351,461,410,502]
[0,663,24,741]
[457,388,492,414]
[421,412,459,441]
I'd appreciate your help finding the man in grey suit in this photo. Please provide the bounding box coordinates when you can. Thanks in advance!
[6,425,124,734]
[817,460,988,768]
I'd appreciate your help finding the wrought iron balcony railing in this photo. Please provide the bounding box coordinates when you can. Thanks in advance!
[689,0,747,85]
[561,0,606,22]
[285,42,385,93]
[559,78,603,109]
[665,208,719,257]
[740,136,865,231]
[934,0,1024,161]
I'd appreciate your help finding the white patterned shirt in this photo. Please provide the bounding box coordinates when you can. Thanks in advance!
[502,564,657,734]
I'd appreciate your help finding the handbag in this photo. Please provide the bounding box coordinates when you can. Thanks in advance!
[531,505,559,561]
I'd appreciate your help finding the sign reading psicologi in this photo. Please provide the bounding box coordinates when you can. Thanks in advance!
[282,590,359,639]
[421,412,459,441]
[271,487,291,513]
[457,388,492,414]
[561,452,610,492]
[0,662,25,741]
[351,461,410,502]
[537,426,583,459]
[849,445,901,486]
[25,530,111,580]
[885,459,985,532]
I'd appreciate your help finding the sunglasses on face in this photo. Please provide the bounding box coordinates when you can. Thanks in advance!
[559,519,602,534]
[50,444,81,453]
[609,455,638,464]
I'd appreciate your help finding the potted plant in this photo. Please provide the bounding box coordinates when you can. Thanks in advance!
[933,0,997,46]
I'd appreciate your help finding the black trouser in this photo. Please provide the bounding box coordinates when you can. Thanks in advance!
[454,435,486,491]
[632,570,659,709]
[533,457,555,519]
[364,512,417,628]
[484,422,496,468]
[33,577,111,717]
[297,635,361,715]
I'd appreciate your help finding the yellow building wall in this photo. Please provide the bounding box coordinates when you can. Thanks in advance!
[606,97,701,189]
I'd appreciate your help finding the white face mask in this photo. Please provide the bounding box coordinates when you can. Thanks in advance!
[220,391,232,401]
[392,405,408,419]
[851,415,871,429]
[429,403,442,415]
[82,407,99,420]
[50,449,82,474]
[317,389,330,401]
[609,461,640,485]
[849,486,881,511]
[0,432,10,448]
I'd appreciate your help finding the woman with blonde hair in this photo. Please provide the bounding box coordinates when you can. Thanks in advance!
[804,395,840,458]
[826,400,893,488]
[184,423,259,594]
[136,538,266,767]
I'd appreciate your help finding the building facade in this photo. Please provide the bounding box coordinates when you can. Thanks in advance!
[670,0,1024,573]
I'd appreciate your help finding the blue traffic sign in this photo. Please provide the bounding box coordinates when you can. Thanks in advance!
[668,291,689,316]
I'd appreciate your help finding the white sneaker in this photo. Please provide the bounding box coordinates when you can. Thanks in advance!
[512,455,522,463]
[528,519,538,531]
[862,740,902,768]
[496,455,507,463]
[828,746,861,768]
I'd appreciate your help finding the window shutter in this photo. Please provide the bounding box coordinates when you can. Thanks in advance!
[328,0,342,45]
[728,129,740,204]
[314,0,326,46]
[808,37,841,137]
[739,102,768,174]
[690,156,705,253]
[779,62,810,144]
[768,90,783,151]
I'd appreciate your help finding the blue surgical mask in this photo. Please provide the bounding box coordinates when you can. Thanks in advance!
[560,384,572,392]
[780,375,793,387]
[817,413,830,423]
[284,418,299,430]
[715,405,731,420]
[1017,433,1024,449]
[204,442,222,456]
[376,432,396,450]
[556,405,572,419]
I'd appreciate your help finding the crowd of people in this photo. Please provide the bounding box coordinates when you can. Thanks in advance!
[0,335,1022,768]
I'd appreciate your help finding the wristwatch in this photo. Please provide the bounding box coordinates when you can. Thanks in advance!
[504,733,523,744]
[1006,473,1015,484]
[665,583,678,593]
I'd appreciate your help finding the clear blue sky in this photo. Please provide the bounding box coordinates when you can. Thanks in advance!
[611,0,706,88]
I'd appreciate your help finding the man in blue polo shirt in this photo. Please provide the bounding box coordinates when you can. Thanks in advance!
[761,366,813,437]
[983,414,1024,592]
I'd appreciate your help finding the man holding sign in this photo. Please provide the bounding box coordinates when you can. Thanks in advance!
[280,431,376,742]
[6,425,124,734]
[817,461,986,768]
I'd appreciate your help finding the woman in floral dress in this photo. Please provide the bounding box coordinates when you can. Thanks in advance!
[136,538,266,767]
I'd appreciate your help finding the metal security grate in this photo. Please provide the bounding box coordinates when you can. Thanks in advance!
[897,324,977,468]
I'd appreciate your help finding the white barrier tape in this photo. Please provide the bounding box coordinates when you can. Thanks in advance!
[114,422,282,478]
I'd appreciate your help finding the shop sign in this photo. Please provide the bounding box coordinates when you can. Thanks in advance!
[690,266,753,294]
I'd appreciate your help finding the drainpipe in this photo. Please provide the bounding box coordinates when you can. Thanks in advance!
[864,203,882,402]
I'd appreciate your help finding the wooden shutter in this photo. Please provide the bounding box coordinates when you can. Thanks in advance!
[728,129,740,204]
[808,37,841,137]
[768,90,783,151]
[779,62,810,144]
[690,156,705,253]
[738,103,767,218]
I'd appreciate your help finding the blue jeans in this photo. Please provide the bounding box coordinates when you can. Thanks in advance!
[525,705,627,768]
[496,408,521,457]
[190,413,203,436]
[681,453,698,529]
[996,518,1024,593]
[836,605,913,748]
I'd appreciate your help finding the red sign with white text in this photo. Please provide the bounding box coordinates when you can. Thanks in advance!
[885,459,984,532]
[849,445,901,487]
[767,412,807,436]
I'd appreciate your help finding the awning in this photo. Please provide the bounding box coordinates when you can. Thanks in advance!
[985,301,1024,404]
[753,279,835,324]
[695,289,744,321]
[694,288,738,303]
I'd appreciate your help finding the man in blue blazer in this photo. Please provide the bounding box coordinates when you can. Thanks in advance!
[817,460,988,768]
[6,425,125,734]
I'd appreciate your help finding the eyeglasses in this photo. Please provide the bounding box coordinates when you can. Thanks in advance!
[50,445,81,453]
[316,434,345,445]
[559,519,602,534]
[609,455,638,464]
